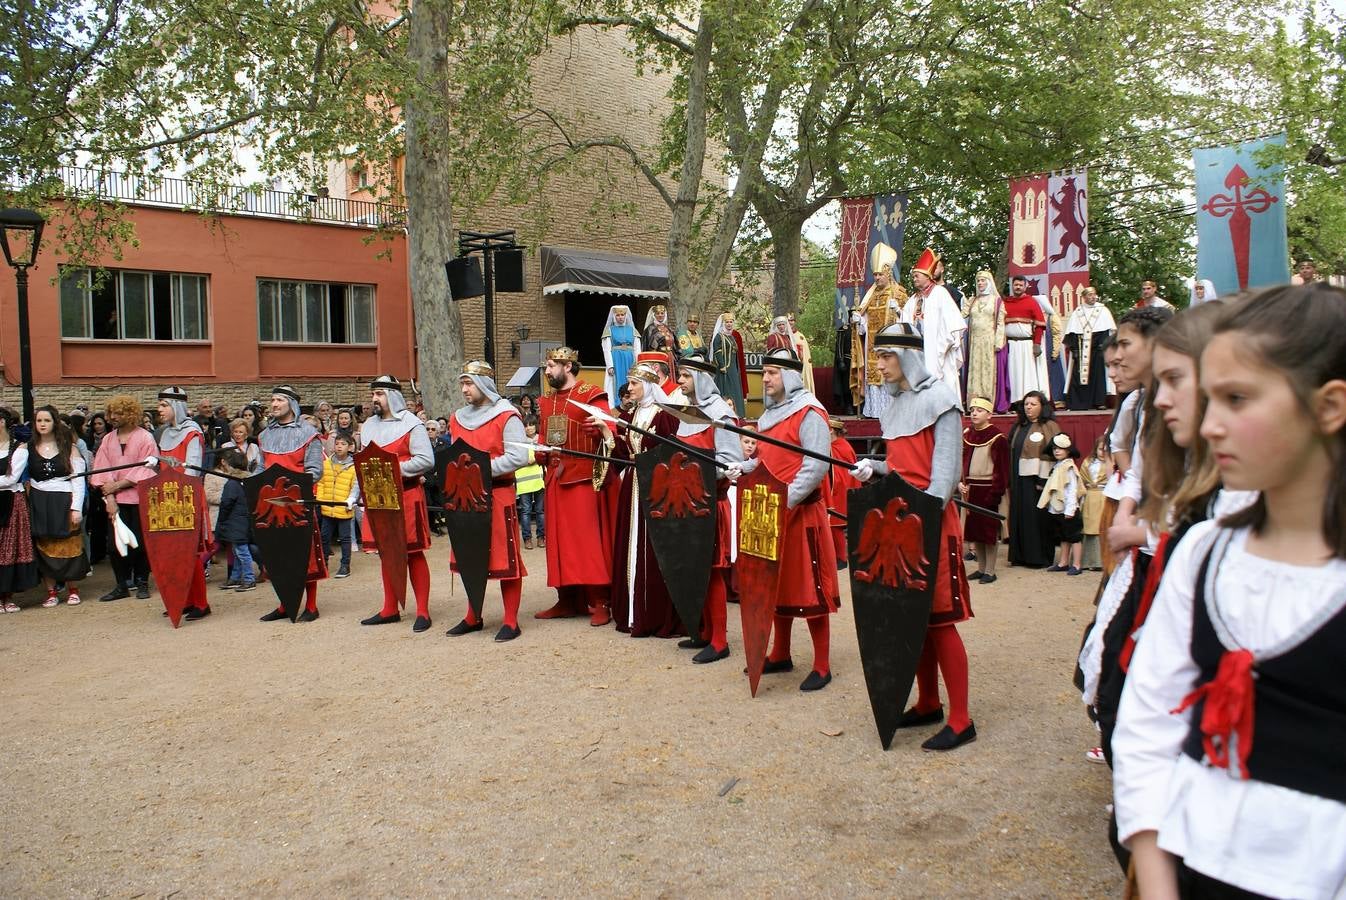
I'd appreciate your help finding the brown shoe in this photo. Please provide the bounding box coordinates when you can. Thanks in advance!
[524,537,535,550]
[537,538,546,548]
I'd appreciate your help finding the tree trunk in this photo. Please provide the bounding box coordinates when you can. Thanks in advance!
[764,213,804,316]
[665,11,716,327]
[402,0,464,414]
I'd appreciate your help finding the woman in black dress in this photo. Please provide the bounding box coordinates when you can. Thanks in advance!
[27,406,90,606]
[1007,391,1061,568]
[0,407,39,611]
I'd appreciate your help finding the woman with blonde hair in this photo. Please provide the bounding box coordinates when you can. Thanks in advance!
[90,395,158,600]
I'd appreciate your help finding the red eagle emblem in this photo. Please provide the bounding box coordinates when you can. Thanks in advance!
[442,453,489,511]
[853,497,930,590]
[254,477,309,528]
[648,451,710,519]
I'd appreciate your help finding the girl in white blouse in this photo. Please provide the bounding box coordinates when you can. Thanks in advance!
[1114,284,1346,899]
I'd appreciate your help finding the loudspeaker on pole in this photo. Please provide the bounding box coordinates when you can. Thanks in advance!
[445,256,484,301]
[494,249,526,293]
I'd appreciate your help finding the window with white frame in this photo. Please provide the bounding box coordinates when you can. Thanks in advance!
[257,279,376,344]
[60,268,209,340]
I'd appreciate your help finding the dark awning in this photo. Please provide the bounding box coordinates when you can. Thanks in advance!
[540,245,669,300]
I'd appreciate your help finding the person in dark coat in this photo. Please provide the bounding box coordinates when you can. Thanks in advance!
[213,449,257,591]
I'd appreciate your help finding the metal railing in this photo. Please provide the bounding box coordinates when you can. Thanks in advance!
[38,166,407,229]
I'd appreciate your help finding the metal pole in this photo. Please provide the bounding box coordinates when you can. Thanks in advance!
[483,246,496,369]
[15,267,33,424]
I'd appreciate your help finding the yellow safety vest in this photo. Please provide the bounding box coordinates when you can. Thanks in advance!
[515,449,544,496]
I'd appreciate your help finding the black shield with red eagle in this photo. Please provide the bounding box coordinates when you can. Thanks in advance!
[245,464,319,622]
[735,464,788,698]
[635,440,717,640]
[847,472,943,749]
[436,438,493,618]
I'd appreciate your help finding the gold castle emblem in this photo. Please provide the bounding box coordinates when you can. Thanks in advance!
[359,458,401,510]
[738,483,781,561]
[147,481,196,532]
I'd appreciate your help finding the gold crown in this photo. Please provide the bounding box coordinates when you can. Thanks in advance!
[461,360,494,378]
[546,346,580,363]
[628,363,662,384]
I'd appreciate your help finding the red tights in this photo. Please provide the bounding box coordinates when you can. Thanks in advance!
[914,624,971,732]
[767,614,831,676]
[378,552,431,618]
[271,580,319,616]
[465,578,522,628]
[705,570,729,651]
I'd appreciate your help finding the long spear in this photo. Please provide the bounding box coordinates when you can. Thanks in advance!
[506,440,635,468]
[567,398,720,469]
[659,402,1004,521]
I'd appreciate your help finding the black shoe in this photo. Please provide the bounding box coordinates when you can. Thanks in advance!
[965,550,977,561]
[335,565,351,578]
[979,573,997,584]
[135,581,150,599]
[260,608,288,622]
[99,586,130,602]
[677,637,710,649]
[968,570,985,580]
[446,618,483,636]
[494,625,521,642]
[412,615,432,633]
[298,609,319,622]
[921,723,978,752]
[692,645,729,664]
[763,657,794,674]
[799,670,832,691]
[361,612,400,626]
[896,705,945,728]
[184,605,211,620]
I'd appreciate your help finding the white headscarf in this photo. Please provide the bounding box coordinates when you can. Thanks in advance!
[602,305,635,342]
[1189,278,1218,305]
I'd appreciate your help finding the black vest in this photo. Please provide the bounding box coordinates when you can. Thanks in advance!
[1182,537,1346,803]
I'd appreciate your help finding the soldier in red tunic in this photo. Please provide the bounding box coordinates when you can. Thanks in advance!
[737,348,840,691]
[257,385,326,622]
[959,396,1009,584]
[853,323,976,751]
[154,386,211,618]
[445,361,529,642]
[358,375,435,632]
[534,347,613,625]
[672,353,743,662]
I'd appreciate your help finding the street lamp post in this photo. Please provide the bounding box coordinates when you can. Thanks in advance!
[0,208,46,424]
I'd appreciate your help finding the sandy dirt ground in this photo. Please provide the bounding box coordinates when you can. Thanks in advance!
[0,541,1119,897]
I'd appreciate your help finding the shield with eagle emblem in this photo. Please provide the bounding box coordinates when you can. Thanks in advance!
[137,467,207,628]
[245,464,322,622]
[635,441,716,641]
[356,441,409,612]
[847,472,943,749]
[436,439,493,618]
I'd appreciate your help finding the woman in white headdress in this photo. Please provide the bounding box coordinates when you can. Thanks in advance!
[1188,278,1218,306]
[962,269,1006,407]
[601,305,641,402]
[593,363,680,638]
[710,312,746,417]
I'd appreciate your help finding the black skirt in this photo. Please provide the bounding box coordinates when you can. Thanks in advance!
[29,490,89,581]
